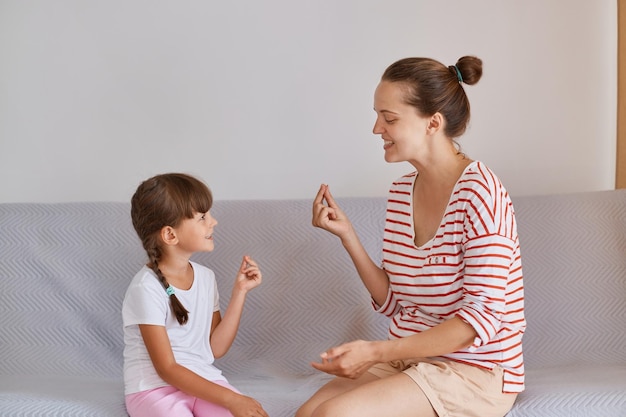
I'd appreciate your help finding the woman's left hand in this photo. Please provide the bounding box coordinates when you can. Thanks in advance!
[311,340,380,379]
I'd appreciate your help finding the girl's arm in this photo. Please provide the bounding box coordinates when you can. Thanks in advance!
[210,255,261,358]
[312,184,390,305]
[139,324,268,417]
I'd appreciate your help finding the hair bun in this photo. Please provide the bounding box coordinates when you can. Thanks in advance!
[453,56,483,86]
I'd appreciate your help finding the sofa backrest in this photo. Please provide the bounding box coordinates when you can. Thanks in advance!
[513,189,626,369]
[1,189,625,379]
[0,198,390,379]
[0,202,142,379]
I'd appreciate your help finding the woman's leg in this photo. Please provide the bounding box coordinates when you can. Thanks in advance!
[296,372,379,417]
[296,372,436,417]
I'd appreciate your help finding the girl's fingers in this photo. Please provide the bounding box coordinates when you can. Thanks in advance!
[241,255,258,268]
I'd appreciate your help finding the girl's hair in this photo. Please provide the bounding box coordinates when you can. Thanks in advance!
[130,173,213,325]
[381,55,483,138]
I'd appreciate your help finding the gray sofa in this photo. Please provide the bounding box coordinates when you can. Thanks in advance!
[1,189,625,416]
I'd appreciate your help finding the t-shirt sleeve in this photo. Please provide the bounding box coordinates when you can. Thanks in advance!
[122,276,168,327]
[212,278,220,313]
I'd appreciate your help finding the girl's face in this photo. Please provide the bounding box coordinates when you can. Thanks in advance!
[372,80,432,164]
[173,210,218,254]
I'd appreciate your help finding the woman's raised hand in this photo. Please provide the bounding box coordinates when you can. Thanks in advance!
[312,184,354,240]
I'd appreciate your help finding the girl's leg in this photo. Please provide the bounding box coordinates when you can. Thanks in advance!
[191,380,240,417]
[125,386,194,417]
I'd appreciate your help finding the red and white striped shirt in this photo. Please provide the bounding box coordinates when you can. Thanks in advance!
[376,161,525,393]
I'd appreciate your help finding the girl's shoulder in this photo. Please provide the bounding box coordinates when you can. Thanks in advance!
[128,265,160,288]
[123,266,165,305]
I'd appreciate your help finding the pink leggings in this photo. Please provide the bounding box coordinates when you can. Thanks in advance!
[125,381,240,417]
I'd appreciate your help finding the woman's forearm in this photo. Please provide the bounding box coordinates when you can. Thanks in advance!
[341,232,390,306]
[380,317,478,362]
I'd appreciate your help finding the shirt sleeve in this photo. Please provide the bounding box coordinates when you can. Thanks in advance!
[212,278,220,313]
[456,180,517,349]
[371,281,402,317]
[457,233,515,350]
[122,273,169,327]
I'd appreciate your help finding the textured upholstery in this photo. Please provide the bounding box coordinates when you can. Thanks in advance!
[1,190,625,416]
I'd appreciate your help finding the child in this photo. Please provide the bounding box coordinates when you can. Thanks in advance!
[123,173,268,417]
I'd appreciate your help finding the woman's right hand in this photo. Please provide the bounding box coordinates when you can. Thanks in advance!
[312,184,354,241]
[313,184,390,305]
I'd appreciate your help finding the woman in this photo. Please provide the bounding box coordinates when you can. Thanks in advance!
[298,56,525,417]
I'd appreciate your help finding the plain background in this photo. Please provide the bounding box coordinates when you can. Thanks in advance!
[0,0,618,203]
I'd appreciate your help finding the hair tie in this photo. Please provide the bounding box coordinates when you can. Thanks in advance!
[453,65,463,83]
[166,285,175,296]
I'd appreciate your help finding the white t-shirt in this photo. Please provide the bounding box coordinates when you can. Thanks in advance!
[122,261,225,395]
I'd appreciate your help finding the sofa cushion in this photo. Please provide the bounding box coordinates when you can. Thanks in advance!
[0,375,127,416]
[507,365,626,417]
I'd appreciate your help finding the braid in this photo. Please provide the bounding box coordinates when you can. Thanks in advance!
[147,245,189,325]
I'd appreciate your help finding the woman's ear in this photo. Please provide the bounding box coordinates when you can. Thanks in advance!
[427,112,444,134]
[160,226,178,246]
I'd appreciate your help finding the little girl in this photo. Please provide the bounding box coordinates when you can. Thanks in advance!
[123,172,268,417]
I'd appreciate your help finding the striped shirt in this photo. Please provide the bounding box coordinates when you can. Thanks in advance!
[376,161,525,393]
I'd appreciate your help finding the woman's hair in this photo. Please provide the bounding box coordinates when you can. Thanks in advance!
[381,55,483,138]
[130,173,213,325]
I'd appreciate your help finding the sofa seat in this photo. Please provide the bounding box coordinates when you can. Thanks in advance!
[0,375,126,416]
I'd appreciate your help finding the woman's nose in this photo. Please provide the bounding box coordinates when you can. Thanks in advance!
[372,119,383,134]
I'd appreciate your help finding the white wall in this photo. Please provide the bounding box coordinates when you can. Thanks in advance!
[0,0,617,203]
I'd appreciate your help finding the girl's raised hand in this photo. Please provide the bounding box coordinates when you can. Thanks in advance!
[312,184,354,240]
[235,255,262,292]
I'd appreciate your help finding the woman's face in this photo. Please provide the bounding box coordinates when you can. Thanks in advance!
[372,80,431,164]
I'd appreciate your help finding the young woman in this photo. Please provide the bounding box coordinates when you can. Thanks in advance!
[123,173,268,417]
[298,56,525,417]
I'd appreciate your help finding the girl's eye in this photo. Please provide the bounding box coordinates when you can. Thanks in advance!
[200,214,206,221]
[385,119,396,124]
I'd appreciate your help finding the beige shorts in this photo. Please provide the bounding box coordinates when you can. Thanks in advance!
[368,358,517,417]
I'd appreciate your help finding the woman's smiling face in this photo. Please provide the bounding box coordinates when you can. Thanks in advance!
[372,80,432,164]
